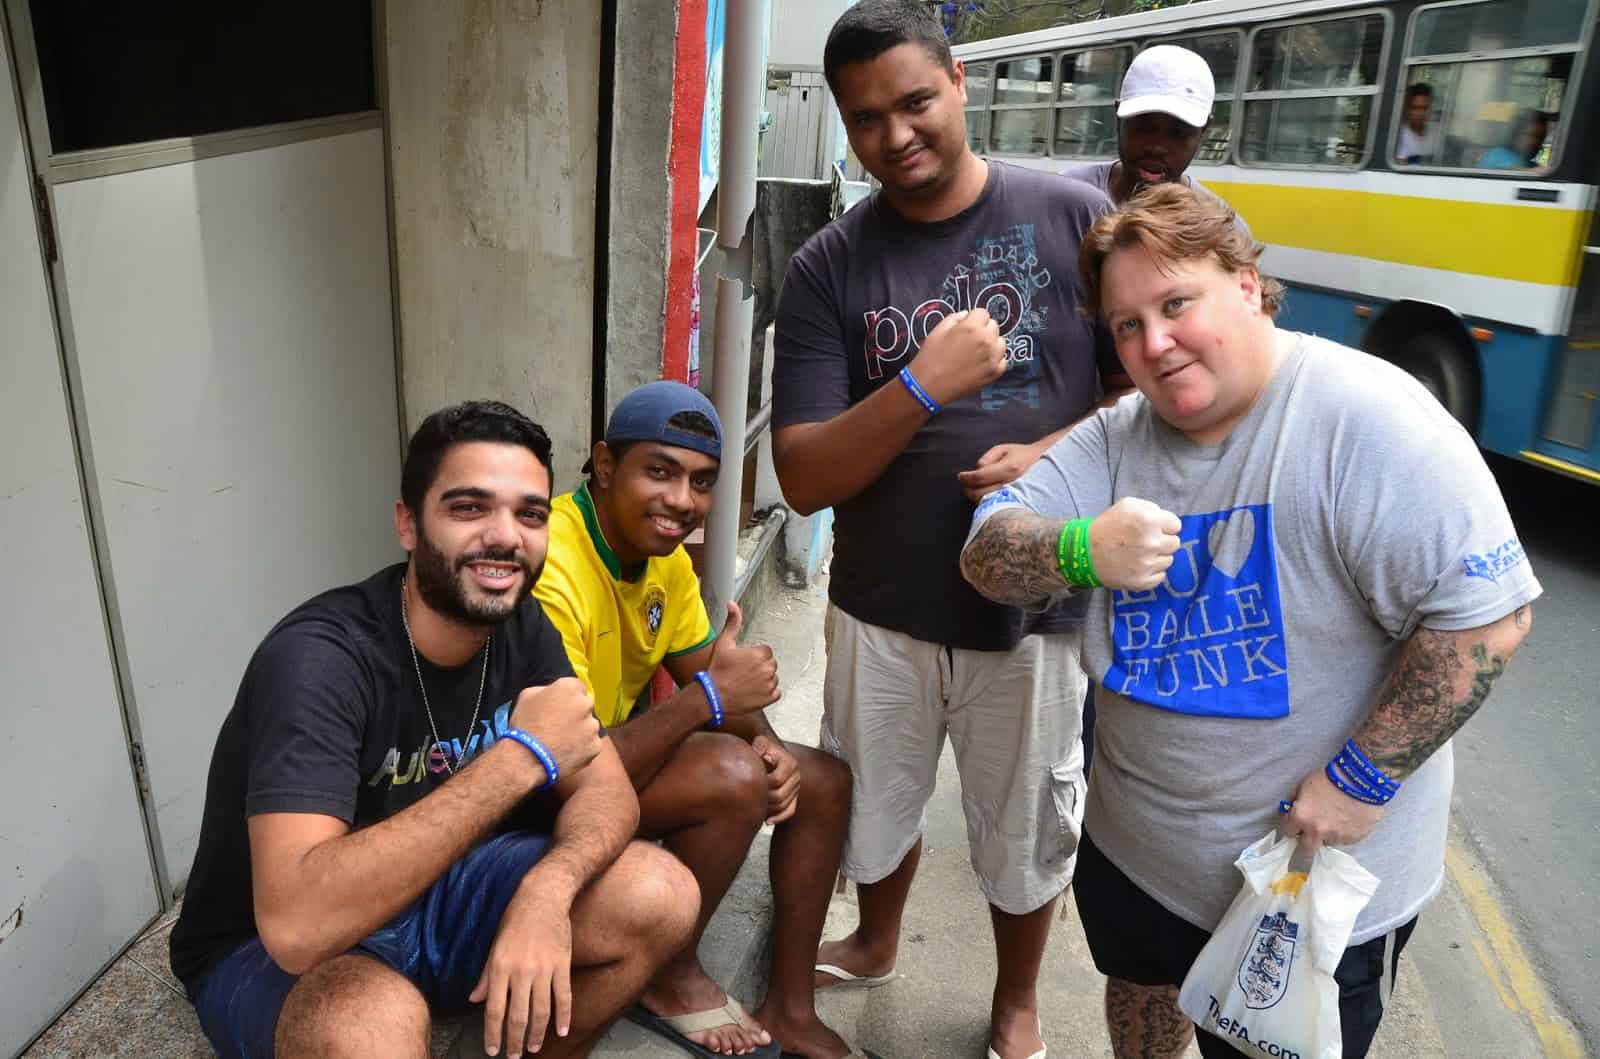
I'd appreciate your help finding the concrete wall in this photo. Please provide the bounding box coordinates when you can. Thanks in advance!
[384,0,601,490]
[604,0,680,416]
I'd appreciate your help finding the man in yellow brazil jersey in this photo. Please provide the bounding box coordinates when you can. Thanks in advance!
[535,382,866,1059]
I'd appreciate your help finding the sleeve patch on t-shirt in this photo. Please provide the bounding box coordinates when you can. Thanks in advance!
[974,485,1024,520]
[1461,538,1528,586]
[1105,504,1290,720]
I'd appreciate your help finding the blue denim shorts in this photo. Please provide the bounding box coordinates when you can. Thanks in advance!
[189,830,550,1059]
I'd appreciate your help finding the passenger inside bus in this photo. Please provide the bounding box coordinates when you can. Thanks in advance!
[1480,109,1550,169]
[1395,82,1437,164]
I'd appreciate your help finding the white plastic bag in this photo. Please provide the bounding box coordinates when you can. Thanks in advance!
[1178,831,1379,1059]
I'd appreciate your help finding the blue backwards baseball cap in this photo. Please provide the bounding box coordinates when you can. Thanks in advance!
[600,381,723,463]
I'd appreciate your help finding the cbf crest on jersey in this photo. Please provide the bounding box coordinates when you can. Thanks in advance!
[641,585,667,645]
[1238,911,1298,1010]
[1104,503,1289,719]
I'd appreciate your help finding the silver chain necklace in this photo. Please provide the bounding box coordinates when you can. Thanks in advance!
[400,576,489,776]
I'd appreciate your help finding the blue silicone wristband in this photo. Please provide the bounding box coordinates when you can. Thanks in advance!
[1325,758,1389,806]
[694,671,724,729]
[1341,739,1401,793]
[502,727,559,790]
[898,366,941,415]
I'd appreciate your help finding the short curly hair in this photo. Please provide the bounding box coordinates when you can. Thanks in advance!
[401,400,553,513]
[1079,183,1284,321]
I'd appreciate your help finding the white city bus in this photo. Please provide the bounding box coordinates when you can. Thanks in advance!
[955,0,1600,484]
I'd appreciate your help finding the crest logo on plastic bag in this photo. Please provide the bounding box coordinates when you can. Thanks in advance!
[1238,912,1299,1010]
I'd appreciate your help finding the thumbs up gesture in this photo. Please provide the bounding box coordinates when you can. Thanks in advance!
[706,602,781,716]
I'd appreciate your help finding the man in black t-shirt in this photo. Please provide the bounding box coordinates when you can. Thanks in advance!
[170,401,697,1059]
[771,5,1130,1059]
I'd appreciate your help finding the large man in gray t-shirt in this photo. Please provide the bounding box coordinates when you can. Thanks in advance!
[961,184,1538,1059]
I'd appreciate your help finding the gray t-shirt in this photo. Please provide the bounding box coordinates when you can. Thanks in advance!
[1060,161,1250,237]
[774,162,1120,651]
[967,334,1541,942]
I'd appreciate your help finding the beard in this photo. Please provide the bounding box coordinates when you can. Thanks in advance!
[411,524,541,627]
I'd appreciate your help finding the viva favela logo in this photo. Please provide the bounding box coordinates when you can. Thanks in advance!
[1104,504,1290,719]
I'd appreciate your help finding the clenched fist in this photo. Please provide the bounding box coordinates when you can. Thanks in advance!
[706,601,781,717]
[509,677,604,781]
[908,309,1010,407]
[1089,497,1183,591]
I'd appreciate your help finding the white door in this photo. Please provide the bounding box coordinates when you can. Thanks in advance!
[0,15,161,1054]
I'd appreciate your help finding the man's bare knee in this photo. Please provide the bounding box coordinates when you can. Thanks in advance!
[797,745,852,824]
[697,733,768,819]
[275,954,428,1059]
[624,841,700,953]
[1104,977,1193,1059]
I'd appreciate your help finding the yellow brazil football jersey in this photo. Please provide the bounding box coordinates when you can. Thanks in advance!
[534,484,715,728]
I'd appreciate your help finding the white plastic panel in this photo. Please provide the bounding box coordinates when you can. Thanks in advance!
[51,128,401,886]
[0,22,160,1055]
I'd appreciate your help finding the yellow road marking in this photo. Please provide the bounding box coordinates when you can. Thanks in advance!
[1469,934,1519,1013]
[1445,844,1586,1058]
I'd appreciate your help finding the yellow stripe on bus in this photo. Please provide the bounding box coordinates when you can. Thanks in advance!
[1206,181,1589,288]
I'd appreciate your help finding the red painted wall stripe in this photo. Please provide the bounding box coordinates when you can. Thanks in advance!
[662,0,710,384]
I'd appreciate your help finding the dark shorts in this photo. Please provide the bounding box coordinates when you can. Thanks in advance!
[189,830,551,1059]
[1074,830,1417,1059]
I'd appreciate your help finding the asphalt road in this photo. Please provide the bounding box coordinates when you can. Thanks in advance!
[1453,455,1600,1049]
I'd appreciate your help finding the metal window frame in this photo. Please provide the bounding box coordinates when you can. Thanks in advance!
[987,51,1057,158]
[1389,0,1598,178]
[1237,7,1394,171]
[1050,42,1134,161]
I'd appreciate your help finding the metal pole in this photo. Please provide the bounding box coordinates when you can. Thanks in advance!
[704,0,766,624]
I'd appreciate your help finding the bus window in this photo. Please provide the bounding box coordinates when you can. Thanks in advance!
[1411,0,1588,54]
[1240,13,1388,168]
[965,61,993,152]
[1396,0,1585,172]
[990,54,1055,156]
[1149,31,1241,162]
[1053,45,1131,158]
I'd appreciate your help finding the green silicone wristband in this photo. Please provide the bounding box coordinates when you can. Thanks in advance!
[1057,518,1100,589]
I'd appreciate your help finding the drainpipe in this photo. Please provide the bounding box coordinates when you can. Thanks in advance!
[703,0,766,622]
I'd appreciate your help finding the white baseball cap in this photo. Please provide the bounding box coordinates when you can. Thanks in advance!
[1118,45,1215,129]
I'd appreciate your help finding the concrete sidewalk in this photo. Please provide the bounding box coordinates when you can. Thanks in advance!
[585,577,1583,1059]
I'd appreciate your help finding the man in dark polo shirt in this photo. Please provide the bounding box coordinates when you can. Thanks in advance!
[770,4,1130,1058]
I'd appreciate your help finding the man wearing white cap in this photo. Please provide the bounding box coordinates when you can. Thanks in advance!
[1062,45,1236,213]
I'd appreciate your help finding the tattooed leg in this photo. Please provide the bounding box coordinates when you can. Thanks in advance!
[1105,978,1194,1059]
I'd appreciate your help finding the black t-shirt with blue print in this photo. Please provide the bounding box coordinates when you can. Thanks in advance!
[169,562,572,991]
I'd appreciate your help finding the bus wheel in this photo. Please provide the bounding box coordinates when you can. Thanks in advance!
[1394,332,1480,432]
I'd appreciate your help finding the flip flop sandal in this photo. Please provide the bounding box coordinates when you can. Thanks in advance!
[781,1050,884,1058]
[986,1016,1046,1059]
[813,962,897,989]
[624,998,781,1058]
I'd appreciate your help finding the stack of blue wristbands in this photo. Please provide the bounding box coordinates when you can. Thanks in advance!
[1325,739,1402,805]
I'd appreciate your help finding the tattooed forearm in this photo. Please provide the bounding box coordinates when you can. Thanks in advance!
[1353,606,1531,780]
[960,507,1069,606]
[1105,978,1194,1059]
